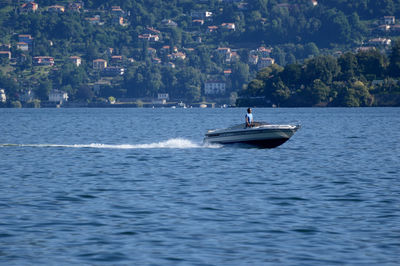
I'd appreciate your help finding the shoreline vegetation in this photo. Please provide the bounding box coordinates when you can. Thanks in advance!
[1,1,400,108]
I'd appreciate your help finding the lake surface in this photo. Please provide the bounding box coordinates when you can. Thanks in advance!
[0,108,399,265]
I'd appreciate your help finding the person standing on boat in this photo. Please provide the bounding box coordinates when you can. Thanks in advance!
[245,108,253,127]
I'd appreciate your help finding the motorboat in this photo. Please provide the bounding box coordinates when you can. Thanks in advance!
[204,122,300,148]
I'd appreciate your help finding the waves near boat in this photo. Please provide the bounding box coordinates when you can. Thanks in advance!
[0,138,221,149]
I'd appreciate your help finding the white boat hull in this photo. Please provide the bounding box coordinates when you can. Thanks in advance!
[204,123,300,148]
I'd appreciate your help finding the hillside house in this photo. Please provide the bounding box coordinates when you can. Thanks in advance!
[18,35,33,45]
[204,81,226,95]
[248,54,259,65]
[49,90,68,103]
[93,59,107,70]
[144,27,161,35]
[191,10,212,20]
[0,51,11,60]
[378,25,391,32]
[166,62,175,68]
[257,47,272,57]
[224,69,232,76]
[20,2,38,13]
[86,16,101,25]
[138,34,159,42]
[48,5,65,13]
[258,57,275,69]
[168,52,186,60]
[0,89,6,103]
[162,19,178,27]
[217,47,232,62]
[382,16,395,25]
[113,17,124,25]
[68,2,83,12]
[69,56,81,67]
[356,47,376,53]
[111,55,123,64]
[101,67,124,77]
[368,38,391,47]
[111,6,124,16]
[207,26,218,33]
[33,56,54,66]
[192,19,204,26]
[392,25,400,33]
[221,23,235,31]
[152,57,162,64]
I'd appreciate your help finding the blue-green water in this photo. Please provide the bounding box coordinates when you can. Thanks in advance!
[0,108,399,265]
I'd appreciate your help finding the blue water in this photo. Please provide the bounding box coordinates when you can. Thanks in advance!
[0,108,399,265]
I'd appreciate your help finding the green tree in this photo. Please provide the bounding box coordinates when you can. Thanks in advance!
[389,39,400,78]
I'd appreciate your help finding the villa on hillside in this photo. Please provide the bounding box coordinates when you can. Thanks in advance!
[191,10,212,20]
[258,57,275,70]
[69,56,81,67]
[221,23,235,31]
[17,42,29,51]
[381,16,396,25]
[0,89,6,103]
[47,5,65,13]
[33,56,54,66]
[20,2,38,13]
[204,81,226,95]
[0,51,11,60]
[93,59,107,70]
[49,90,68,103]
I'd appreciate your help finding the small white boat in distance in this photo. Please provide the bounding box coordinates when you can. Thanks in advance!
[204,122,300,148]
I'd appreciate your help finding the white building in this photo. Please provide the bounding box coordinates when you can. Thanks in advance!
[0,89,6,103]
[204,81,226,95]
[49,90,68,103]
[258,57,275,70]
[69,56,81,67]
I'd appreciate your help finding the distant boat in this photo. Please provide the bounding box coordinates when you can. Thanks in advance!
[204,122,300,148]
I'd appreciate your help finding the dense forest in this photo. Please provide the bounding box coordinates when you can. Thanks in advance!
[0,0,400,107]
[239,39,400,107]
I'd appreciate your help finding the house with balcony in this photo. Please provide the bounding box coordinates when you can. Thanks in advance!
[93,59,107,70]
[111,6,124,16]
[221,23,235,31]
[138,34,159,42]
[69,56,81,67]
[18,35,33,45]
[20,2,38,13]
[258,57,275,69]
[368,38,392,47]
[49,90,68,103]
[33,56,54,66]
[0,51,11,60]
[68,2,83,12]
[17,42,29,51]
[0,89,6,103]
[191,10,212,20]
[381,16,395,25]
[204,81,226,95]
[101,67,124,77]
[207,26,218,33]
[47,5,65,13]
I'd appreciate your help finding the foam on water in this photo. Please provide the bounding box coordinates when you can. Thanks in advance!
[0,138,221,149]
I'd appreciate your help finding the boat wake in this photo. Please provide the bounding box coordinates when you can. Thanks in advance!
[0,138,221,149]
